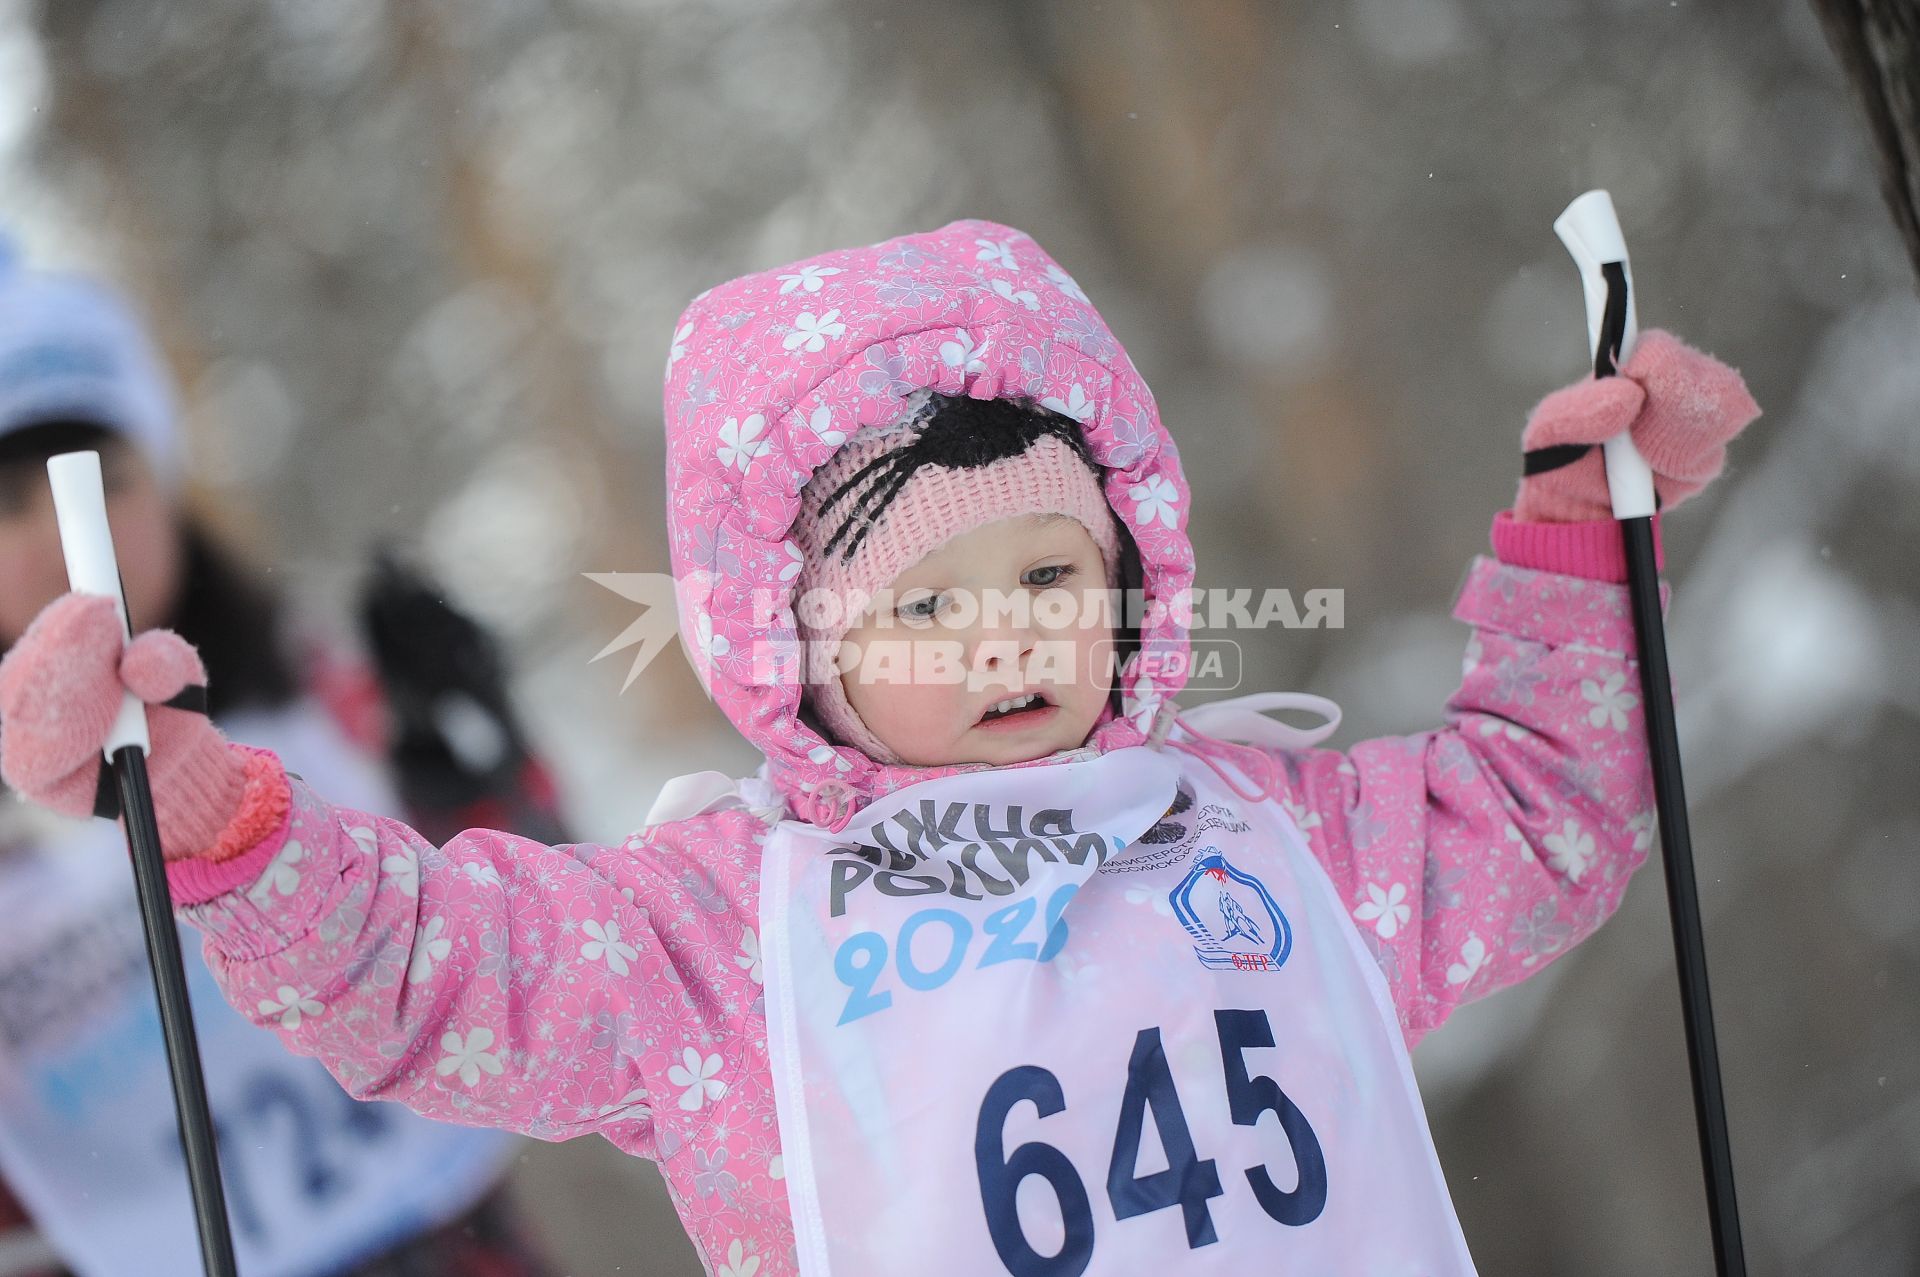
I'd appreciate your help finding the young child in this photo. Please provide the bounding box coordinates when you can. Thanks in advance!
[0,220,1758,1275]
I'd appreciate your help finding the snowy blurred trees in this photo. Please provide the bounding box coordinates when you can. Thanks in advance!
[0,0,1913,1271]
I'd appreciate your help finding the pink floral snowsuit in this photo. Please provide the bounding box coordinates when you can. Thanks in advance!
[167,221,1660,1276]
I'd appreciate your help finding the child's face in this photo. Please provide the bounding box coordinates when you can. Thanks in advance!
[837,513,1115,768]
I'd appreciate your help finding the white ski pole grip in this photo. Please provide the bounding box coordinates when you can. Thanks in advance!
[47,450,151,757]
[1552,189,1656,520]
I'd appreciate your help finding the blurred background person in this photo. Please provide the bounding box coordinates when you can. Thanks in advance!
[0,241,564,1277]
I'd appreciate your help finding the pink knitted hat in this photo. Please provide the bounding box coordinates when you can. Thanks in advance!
[792,394,1123,763]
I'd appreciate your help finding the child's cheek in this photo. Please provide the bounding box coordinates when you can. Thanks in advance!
[1073,626,1117,730]
[844,649,967,759]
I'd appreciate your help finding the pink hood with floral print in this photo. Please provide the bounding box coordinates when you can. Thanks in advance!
[661,220,1198,829]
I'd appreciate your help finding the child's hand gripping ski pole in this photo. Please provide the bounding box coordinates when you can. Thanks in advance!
[1553,191,1746,1276]
[43,452,239,1277]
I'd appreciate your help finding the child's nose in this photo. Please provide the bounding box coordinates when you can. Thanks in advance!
[968,622,1039,677]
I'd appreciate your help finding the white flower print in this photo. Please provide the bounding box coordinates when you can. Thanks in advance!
[462,860,503,889]
[719,1240,761,1277]
[247,839,306,905]
[437,1026,505,1087]
[381,848,419,898]
[596,1086,653,1122]
[1279,797,1323,832]
[1353,882,1411,940]
[1128,473,1181,529]
[735,928,764,985]
[806,403,845,446]
[782,308,845,353]
[1582,671,1639,732]
[777,264,841,294]
[778,542,805,583]
[408,916,452,985]
[1124,886,1174,917]
[348,826,379,857]
[940,331,988,374]
[1477,717,1528,743]
[666,321,693,370]
[1446,935,1488,987]
[257,985,324,1030]
[974,237,1018,270]
[696,611,731,663]
[717,414,770,472]
[1506,821,1535,863]
[989,278,1040,311]
[1040,383,1094,422]
[581,919,641,976]
[768,1153,785,1181]
[1543,818,1595,883]
[1055,953,1099,986]
[668,1046,727,1110]
[1045,263,1089,302]
[807,742,854,773]
[1627,807,1657,852]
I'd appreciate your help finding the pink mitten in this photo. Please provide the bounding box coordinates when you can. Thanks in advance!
[0,593,260,860]
[1513,329,1761,523]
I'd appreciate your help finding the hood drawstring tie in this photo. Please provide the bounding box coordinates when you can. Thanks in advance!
[812,779,858,834]
[1145,692,1344,807]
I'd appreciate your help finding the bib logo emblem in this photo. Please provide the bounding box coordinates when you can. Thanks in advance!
[1170,852,1291,973]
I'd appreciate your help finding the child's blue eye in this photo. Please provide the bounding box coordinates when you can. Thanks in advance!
[898,592,945,621]
[1025,563,1079,588]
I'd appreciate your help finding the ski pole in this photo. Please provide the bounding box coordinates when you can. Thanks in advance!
[47,451,239,1277]
[1551,191,1746,1276]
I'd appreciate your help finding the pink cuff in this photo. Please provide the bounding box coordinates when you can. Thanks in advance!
[1489,509,1665,583]
[165,747,293,906]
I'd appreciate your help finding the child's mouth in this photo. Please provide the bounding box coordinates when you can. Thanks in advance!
[976,691,1058,730]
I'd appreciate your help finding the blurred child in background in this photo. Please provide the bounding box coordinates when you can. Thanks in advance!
[0,239,564,1277]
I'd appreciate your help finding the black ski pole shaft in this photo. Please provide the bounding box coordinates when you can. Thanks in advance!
[49,451,239,1277]
[1554,191,1745,1276]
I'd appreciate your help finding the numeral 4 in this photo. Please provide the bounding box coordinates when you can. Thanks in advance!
[1106,1027,1224,1247]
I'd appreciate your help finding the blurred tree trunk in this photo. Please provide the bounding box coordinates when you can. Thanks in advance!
[1810,0,1920,284]
[1010,0,1388,599]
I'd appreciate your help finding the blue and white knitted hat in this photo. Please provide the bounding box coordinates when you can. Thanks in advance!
[0,233,180,482]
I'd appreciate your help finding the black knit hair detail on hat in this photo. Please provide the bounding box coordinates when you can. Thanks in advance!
[815,393,1102,563]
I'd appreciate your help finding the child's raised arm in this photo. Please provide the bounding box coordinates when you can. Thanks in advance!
[0,594,768,1160]
[1261,545,1664,1046]
[1255,329,1758,1046]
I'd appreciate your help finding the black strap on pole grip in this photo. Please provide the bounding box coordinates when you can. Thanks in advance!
[91,684,211,820]
[1521,263,1659,510]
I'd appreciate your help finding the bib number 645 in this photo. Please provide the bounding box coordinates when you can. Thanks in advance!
[974,1008,1325,1277]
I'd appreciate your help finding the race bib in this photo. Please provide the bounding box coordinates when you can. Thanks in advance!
[761,745,1477,1276]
